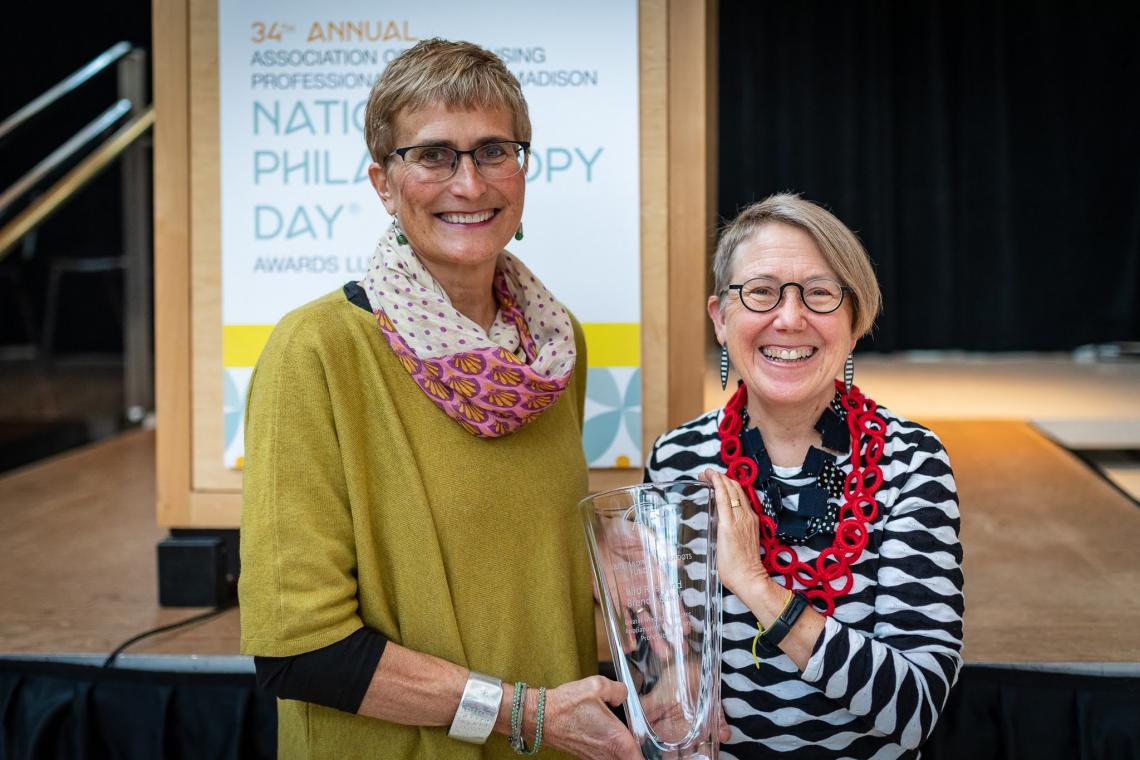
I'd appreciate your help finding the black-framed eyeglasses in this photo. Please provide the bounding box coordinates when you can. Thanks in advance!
[387,141,530,182]
[726,277,849,314]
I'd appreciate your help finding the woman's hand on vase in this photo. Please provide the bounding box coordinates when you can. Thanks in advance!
[541,676,643,759]
[700,469,772,598]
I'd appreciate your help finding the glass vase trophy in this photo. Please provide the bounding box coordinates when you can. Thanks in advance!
[580,481,723,759]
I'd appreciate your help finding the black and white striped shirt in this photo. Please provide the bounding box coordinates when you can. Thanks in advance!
[646,403,964,759]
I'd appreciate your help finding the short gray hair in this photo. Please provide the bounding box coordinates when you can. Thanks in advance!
[365,38,532,162]
[712,193,882,338]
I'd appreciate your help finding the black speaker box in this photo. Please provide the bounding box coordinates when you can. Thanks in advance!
[157,535,229,607]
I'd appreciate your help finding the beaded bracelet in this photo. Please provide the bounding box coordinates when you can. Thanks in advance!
[509,682,547,756]
[510,682,527,751]
[522,687,546,756]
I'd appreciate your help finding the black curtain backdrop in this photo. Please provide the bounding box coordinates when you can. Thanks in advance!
[0,660,275,760]
[925,667,1140,759]
[3,661,1137,759]
[718,1,1140,351]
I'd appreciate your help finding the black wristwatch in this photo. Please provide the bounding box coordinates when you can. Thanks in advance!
[756,592,810,656]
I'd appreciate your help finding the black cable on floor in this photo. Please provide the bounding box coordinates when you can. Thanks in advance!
[102,605,233,668]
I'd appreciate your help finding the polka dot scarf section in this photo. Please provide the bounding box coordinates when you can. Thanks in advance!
[358,224,576,438]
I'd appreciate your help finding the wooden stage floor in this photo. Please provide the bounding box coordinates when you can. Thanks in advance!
[0,430,240,662]
[1,420,1139,668]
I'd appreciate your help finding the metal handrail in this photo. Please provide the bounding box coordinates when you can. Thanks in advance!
[0,43,153,421]
[0,100,132,218]
[0,106,154,260]
[0,42,132,144]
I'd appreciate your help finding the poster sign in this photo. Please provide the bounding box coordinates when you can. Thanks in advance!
[218,1,641,468]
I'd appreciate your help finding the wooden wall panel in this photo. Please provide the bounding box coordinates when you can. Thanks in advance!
[666,0,716,430]
[153,0,192,526]
[187,0,240,492]
[639,0,670,462]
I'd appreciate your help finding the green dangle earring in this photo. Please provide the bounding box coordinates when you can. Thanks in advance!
[393,214,408,246]
[514,222,524,241]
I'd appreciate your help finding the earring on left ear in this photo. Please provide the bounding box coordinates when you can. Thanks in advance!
[514,223,524,241]
[393,214,409,246]
[720,344,730,391]
[844,352,855,394]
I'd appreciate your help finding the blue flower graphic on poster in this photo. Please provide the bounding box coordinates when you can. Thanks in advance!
[223,370,244,451]
[583,367,641,467]
[222,368,252,468]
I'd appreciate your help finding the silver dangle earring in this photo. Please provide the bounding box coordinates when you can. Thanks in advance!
[514,222,524,241]
[393,214,408,246]
[844,352,855,394]
[720,343,730,391]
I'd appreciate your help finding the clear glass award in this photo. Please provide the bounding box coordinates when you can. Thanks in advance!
[580,481,722,759]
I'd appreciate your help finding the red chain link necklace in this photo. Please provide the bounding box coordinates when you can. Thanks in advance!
[717,379,887,616]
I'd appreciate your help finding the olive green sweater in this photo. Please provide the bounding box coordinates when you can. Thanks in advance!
[239,288,596,759]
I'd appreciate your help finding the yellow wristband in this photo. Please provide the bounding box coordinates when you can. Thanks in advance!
[751,589,794,668]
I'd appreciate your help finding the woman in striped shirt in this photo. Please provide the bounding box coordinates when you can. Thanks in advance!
[646,193,963,759]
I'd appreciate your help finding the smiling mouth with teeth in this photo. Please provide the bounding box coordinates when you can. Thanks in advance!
[438,210,497,224]
[761,346,817,362]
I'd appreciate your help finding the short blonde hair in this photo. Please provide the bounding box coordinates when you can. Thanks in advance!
[713,193,882,338]
[365,39,531,162]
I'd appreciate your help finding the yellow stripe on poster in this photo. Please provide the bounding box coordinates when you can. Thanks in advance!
[223,324,274,368]
[581,322,640,367]
[223,321,641,369]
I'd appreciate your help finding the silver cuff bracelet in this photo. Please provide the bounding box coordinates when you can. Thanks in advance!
[447,670,503,744]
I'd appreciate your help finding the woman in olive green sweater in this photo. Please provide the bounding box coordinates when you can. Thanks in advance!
[238,39,640,760]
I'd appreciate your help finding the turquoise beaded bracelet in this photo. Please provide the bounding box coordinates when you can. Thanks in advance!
[509,682,547,755]
[510,682,527,751]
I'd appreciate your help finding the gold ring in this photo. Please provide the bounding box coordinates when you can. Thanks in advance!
[633,604,651,617]
[729,497,741,510]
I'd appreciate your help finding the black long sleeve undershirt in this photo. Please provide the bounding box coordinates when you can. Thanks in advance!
[254,627,388,713]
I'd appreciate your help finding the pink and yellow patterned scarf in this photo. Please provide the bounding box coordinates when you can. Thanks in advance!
[358,225,576,438]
